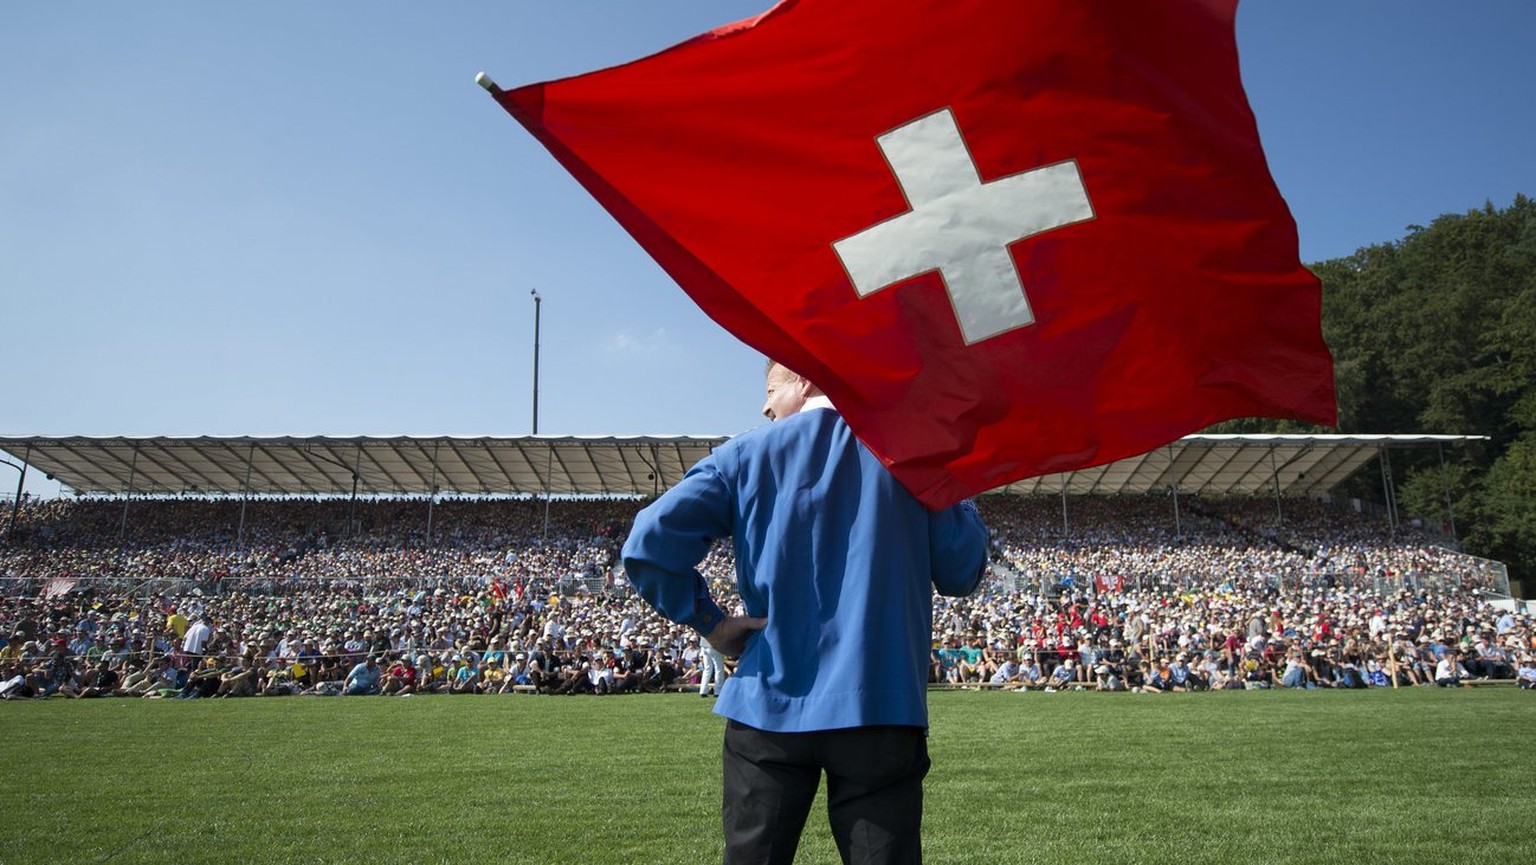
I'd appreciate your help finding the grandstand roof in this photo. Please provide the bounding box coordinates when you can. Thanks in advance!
[0,434,1485,500]
[0,435,716,499]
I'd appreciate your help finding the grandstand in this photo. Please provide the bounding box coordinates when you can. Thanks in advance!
[2,433,1530,700]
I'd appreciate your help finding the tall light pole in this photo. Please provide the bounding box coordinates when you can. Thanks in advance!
[531,288,542,434]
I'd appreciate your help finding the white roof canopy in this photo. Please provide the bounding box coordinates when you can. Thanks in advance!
[0,434,1487,499]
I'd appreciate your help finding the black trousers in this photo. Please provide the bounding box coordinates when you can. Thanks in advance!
[722,720,929,865]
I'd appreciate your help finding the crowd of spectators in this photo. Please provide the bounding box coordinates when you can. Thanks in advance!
[1,495,1530,700]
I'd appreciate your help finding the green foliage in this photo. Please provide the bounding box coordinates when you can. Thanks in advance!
[1217,195,1536,581]
[0,691,1531,865]
[1474,435,1536,570]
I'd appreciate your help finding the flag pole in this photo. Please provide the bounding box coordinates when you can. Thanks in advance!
[476,72,503,97]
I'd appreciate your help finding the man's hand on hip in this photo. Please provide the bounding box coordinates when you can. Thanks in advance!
[704,616,767,658]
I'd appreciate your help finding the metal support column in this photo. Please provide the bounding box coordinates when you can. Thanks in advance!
[542,441,555,541]
[1060,481,1070,535]
[426,441,440,544]
[1437,442,1459,542]
[1168,445,1182,540]
[1270,444,1284,526]
[348,446,362,537]
[1378,446,1398,539]
[6,443,30,542]
[120,444,140,540]
[236,444,255,555]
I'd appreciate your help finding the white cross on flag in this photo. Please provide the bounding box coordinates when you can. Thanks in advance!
[832,109,1094,345]
[488,0,1336,508]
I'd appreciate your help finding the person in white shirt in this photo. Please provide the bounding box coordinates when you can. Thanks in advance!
[1516,655,1536,690]
[1471,639,1513,679]
[1368,611,1387,639]
[1495,612,1516,637]
[1434,651,1471,687]
[181,617,212,658]
[989,658,1020,689]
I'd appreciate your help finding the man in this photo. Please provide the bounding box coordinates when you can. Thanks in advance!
[1017,654,1044,690]
[1046,658,1076,692]
[215,657,259,698]
[623,361,987,864]
[1434,650,1472,687]
[73,660,120,698]
[181,615,212,661]
[988,656,1020,690]
[698,641,728,698]
[382,656,419,696]
[343,656,382,696]
[1470,637,1513,680]
[1517,654,1536,690]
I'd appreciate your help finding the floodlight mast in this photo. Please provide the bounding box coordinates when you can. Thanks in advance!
[531,289,542,435]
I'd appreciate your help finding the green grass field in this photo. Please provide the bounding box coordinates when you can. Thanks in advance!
[1,688,1530,865]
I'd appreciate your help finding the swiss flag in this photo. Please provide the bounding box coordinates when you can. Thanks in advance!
[488,0,1336,508]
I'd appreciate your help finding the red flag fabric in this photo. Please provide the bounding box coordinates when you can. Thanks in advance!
[490,0,1336,509]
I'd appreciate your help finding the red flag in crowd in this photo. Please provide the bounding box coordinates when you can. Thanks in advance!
[1095,574,1125,594]
[488,0,1336,508]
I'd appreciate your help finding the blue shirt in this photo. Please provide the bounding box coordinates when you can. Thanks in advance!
[622,406,987,732]
[346,662,381,690]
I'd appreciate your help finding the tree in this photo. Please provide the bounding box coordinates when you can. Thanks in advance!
[1209,195,1536,582]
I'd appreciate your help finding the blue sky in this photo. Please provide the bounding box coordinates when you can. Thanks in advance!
[3,1,1534,497]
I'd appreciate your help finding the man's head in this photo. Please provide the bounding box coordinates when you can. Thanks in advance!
[762,361,823,421]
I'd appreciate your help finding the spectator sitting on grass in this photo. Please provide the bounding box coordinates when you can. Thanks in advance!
[1470,638,1513,680]
[1209,664,1243,690]
[1145,659,1179,693]
[261,661,297,697]
[1,661,33,699]
[142,662,188,699]
[1278,648,1311,689]
[587,651,616,695]
[1046,658,1075,691]
[344,656,382,696]
[1364,659,1391,688]
[1434,651,1472,687]
[481,657,510,694]
[215,656,259,698]
[29,644,75,699]
[1093,664,1125,692]
[1332,654,1367,689]
[73,660,119,698]
[447,656,479,694]
[1517,655,1535,690]
[381,656,418,696]
[115,658,159,697]
[990,656,1020,689]
[177,658,224,699]
[1169,654,1197,691]
[1018,655,1043,689]
[936,638,962,684]
[407,655,439,693]
[553,659,595,695]
[1241,657,1269,690]
[508,653,532,689]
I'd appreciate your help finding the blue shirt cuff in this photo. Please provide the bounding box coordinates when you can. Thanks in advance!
[683,599,729,636]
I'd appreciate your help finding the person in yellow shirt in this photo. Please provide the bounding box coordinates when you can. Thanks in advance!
[0,633,25,664]
[481,657,510,693]
[166,610,188,639]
